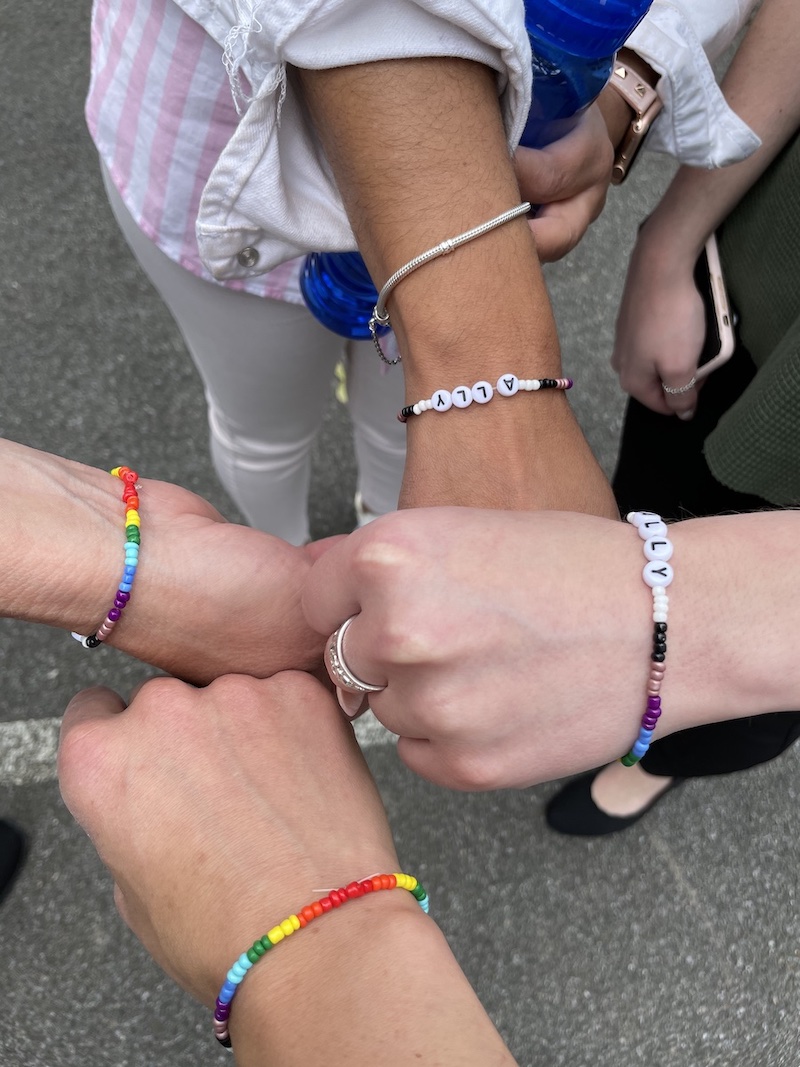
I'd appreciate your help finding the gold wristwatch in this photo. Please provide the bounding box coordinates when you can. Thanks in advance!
[607,49,663,184]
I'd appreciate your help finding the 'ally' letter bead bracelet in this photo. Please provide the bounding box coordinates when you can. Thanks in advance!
[71,466,141,649]
[398,374,573,422]
[620,511,674,766]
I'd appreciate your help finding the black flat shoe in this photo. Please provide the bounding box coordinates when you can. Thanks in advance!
[545,769,685,836]
[0,820,26,904]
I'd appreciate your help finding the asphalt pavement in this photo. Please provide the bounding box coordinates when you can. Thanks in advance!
[1,4,798,1065]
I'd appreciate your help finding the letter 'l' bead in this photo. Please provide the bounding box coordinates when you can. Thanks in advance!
[451,386,473,408]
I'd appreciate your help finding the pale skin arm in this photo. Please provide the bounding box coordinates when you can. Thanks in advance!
[58,674,517,1065]
[303,507,800,790]
[613,0,800,414]
[295,59,617,518]
[1,437,324,683]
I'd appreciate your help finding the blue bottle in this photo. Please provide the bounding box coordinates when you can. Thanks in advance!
[302,0,653,338]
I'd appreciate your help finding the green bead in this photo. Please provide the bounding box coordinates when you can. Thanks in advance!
[252,941,267,957]
[412,884,426,900]
[125,526,141,541]
[620,754,638,767]
[260,937,273,951]
[246,948,260,964]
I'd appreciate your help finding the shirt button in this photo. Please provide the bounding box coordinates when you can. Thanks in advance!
[236,246,260,268]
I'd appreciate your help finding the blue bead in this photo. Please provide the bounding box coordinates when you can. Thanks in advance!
[221,981,236,998]
[632,740,649,758]
[238,953,253,970]
[123,542,139,552]
[218,991,233,1005]
[226,968,243,985]
[420,896,430,914]
[637,727,654,744]
[119,582,133,592]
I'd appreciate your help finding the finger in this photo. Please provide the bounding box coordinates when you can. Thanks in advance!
[61,685,127,741]
[324,614,388,696]
[302,528,369,635]
[303,533,348,564]
[659,374,699,420]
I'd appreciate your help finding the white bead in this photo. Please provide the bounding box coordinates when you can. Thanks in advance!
[530,379,541,390]
[471,380,494,404]
[643,560,674,588]
[643,536,673,562]
[628,511,660,527]
[431,389,453,412]
[651,586,667,596]
[412,403,422,415]
[637,519,667,539]
[496,374,519,397]
[451,385,473,408]
[653,612,668,623]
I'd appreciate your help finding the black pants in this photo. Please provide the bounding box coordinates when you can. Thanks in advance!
[612,342,800,778]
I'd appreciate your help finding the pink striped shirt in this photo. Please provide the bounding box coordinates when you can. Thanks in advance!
[86,0,303,302]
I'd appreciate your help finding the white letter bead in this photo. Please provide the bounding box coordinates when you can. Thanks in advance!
[643,560,674,588]
[628,511,660,527]
[431,389,452,412]
[451,386,473,408]
[644,536,673,561]
[471,380,493,404]
[496,374,519,397]
[637,519,667,539]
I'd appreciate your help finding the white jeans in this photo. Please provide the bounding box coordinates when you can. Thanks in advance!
[102,168,406,545]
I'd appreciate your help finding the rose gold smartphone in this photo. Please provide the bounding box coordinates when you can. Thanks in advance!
[693,232,736,380]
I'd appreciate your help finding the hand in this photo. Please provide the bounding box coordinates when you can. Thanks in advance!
[0,441,325,683]
[304,508,652,791]
[611,218,707,417]
[58,673,399,1006]
[516,103,614,262]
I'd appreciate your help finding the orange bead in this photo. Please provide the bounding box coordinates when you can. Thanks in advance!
[301,906,315,924]
[124,496,140,510]
[380,875,393,890]
[371,876,383,892]
[312,901,324,917]
[297,913,307,928]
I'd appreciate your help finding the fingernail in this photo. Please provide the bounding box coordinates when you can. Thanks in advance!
[677,409,695,421]
[336,687,365,720]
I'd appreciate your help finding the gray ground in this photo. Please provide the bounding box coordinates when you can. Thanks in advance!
[1,4,798,1065]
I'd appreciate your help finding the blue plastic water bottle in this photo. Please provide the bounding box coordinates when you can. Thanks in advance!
[302,0,653,338]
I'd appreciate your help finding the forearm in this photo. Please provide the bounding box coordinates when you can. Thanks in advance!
[645,0,800,257]
[231,894,516,1066]
[296,59,615,515]
[664,510,800,733]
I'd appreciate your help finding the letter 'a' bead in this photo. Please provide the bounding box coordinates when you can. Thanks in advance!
[496,373,519,397]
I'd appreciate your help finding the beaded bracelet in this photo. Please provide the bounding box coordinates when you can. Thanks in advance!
[398,374,573,422]
[71,466,141,649]
[620,511,674,766]
[213,872,429,1048]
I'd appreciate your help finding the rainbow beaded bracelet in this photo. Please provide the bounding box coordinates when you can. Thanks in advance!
[71,466,141,649]
[213,872,429,1048]
[620,511,674,766]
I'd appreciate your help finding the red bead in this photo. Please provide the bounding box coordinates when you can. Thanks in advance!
[329,890,343,908]
[312,901,324,917]
[371,876,383,892]
[301,906,316,923]
[320,897,333,913]
[346,882,362,899]
[123,470,138,484]
[360,880,374,894]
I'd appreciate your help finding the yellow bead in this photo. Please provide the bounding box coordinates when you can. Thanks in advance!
[289,914,301,931]
[125,511,140,526]
[267,926,285,945]
[394,873,408,889]
[405,875,417,891]
[110,467,122,477]
[280,918,295,937]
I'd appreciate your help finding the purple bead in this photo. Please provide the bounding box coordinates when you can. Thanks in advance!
[116,590,130,602]
[642,718,659,730]
[647,696,661,709]
[114,597,127,609]
[214,1007,230,1022]
[108,608,121,622]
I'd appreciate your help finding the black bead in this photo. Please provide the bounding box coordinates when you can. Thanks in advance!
[651,652,666,662]
[654,622,667,633]
[653,637,667,649]
[86,635,101,649]
[401,405,414,418]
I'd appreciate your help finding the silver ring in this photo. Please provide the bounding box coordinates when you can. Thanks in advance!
[662,376,697,396]
[326,616,386,694]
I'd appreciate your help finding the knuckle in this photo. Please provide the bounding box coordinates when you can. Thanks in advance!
[445,747,502,792]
